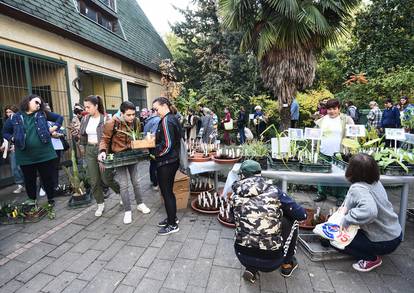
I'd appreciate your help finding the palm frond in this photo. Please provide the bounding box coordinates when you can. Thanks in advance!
[265,0,299,19]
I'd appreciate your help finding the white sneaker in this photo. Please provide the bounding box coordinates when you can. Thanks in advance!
[39,188,46,197]
[13,184,24,194]
[95,203,105,217]
[152,185,159,191]
[120,199,123,206]
[123,211,132,224]
[137,203,151,214]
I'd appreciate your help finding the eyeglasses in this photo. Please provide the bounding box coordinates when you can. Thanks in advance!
[34,100,42,106]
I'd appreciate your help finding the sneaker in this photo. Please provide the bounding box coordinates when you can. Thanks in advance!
[158,224,179,235]
[123,211,132,224]
[48,199,55,207]
[13,184,24,194]
[120,199,123,206]
[157,217,179,227]
[313,193,326,202]
[242,269,257,284]
[352,256,382,272]
[280,257,299,278]
[95,203,105,217]
[137,203,151,214]
[152,185,159,191]
[39,188,46,197]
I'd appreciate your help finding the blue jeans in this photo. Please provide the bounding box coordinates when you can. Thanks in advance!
[10,151,24,184]
[339,230,402,261]
[238,127,246,144]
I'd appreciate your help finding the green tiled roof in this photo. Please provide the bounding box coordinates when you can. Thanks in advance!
[0,0,171,72]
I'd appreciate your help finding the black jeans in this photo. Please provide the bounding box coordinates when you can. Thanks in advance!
[149,159,158,187]
[235,217,298,274]
[20,159,56,201]
[157,161,179,226]
[339,230,402,261]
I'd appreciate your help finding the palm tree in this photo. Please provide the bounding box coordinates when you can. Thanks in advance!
[219,0,360,129]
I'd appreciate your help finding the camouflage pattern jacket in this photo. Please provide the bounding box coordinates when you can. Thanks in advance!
[232,176,307,251]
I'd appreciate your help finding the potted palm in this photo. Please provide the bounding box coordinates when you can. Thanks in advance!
[64,150,92,208]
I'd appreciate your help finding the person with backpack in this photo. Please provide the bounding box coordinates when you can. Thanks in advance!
[2,95,64,206]
[98,101,151,224]
[152,97,183,235]
[346,101,360,123]
[232,160,307,283]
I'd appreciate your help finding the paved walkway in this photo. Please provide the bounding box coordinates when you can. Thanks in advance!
[0,161,413,293]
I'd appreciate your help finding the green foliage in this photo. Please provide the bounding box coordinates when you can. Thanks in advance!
[296,89,334,127]
[336,67,414,108]
[402,106,414,130]
[241,140,270,158]
[347,0,414,77]
[169,0,266,117]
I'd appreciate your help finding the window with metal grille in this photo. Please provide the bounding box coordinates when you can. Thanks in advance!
[0,49,70,187]
[127,83,147,112]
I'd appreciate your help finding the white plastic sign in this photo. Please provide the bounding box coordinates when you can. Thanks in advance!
[248,114,255,120]
[271,137,291,158]
[304,128,322,140]
[346,125,366,137]
[385,128,406,140]
[288,128,304,140]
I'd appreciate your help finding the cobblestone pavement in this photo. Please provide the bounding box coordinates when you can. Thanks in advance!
[0,161,413,293]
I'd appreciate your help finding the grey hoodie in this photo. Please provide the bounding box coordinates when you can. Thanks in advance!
[343,182,401,242]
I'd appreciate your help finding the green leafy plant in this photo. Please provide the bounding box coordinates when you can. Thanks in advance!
[116,121,142,141]
[241,140,270,159]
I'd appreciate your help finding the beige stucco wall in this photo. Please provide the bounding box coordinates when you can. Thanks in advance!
[0,14,164,110]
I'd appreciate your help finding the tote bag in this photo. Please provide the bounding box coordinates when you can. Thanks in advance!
[224,119,234,131]
[313,203,359,250]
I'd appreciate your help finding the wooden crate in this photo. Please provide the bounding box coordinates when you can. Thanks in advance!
[174,171,190,209]
[131,136,155,149]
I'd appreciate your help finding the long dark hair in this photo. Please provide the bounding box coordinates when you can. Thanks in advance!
[4,105,19,120]
[153,97,173,113]
[84,95,105,115]
[19,94,45,113]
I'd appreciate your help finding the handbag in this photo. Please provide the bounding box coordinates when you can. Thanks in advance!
[224,119,233,131]
[313,202,359,250]
[179,138,189,174]
[60,136,70,151]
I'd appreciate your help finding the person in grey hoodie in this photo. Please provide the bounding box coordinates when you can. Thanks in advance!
[339,153,402,272]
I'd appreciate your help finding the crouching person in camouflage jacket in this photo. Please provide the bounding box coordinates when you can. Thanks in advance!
[232,160,307,283]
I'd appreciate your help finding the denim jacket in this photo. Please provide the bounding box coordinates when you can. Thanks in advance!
[2,111,63,150]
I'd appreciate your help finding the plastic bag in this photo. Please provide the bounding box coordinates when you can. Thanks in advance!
[313,208,359,250]
[224,119,234,130]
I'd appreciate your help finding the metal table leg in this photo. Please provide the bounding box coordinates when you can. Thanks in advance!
[282,180,288,193]
[399,183,409,240]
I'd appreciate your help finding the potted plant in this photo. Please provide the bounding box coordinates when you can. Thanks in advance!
[213,146,242,164]
[102,149,149,169]
[298,141,332,173]
[117,122,155,149]
[240,140,269,169]
[64,150,92,208]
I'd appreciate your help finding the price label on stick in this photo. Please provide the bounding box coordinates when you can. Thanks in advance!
[304,128,322,140]
[288,128,304,140]
[346,125,366,137]
[385,128,406,141]
[271,137,291,158]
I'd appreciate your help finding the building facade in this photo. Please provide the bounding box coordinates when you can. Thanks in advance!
[0,0,171,186]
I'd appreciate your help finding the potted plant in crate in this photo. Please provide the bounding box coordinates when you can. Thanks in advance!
[117,121,155,149]
[64,149,92,208]
[298,141,332,173]
[241,140,269,169]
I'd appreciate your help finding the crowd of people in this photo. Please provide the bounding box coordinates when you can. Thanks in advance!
[0,93,407,281]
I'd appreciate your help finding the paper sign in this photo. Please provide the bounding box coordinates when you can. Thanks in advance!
[385,128,406,140]
[288,128,304,140]
[271,137,290,158]
[346,125,366,137]
[304,128,322,140]
[248,114,255,120]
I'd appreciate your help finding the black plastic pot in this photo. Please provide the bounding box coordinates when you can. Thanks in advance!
[254,157,268,170]
[269,158,300,171]
[300,161,332,173]
[383,163,414,176]
[68,192,93,209]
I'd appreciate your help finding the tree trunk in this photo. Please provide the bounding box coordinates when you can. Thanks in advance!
[279,104,291,131]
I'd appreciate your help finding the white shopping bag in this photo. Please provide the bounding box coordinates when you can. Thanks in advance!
[313,208,359,250]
